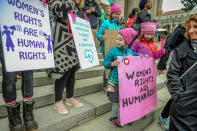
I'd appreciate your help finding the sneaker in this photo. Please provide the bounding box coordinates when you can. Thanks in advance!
[65,98,83,108]
[109,117,121,128]
[158,114,169,130]
[54,100,68,115]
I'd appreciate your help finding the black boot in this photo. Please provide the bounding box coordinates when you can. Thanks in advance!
[23,101,38,131]
[6,102,26,131]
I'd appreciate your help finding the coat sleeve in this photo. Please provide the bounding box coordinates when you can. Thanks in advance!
[167,49,184,101]
[96,21,107,41]
[137,11,150,23]
[126,18,133,28]
[163,27,184,52]
[104,49,113,69]
[50,0,72,19]
[157,51,171,70]
[93,3,101,17]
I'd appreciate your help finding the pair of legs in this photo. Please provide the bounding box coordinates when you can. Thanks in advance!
[1,58,38,131]
[159,98,172,130]
[54,65,83,114]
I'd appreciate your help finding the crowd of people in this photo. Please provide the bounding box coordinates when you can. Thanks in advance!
[0,0,196,131]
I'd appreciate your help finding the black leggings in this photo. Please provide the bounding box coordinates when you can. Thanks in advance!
[54,65,78,102]
[161,98,172,118]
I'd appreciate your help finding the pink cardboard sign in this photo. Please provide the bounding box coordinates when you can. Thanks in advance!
[118,56,157,125]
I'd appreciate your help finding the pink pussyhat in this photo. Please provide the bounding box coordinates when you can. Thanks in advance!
[118,28,138,45]
[140,22,158,35]
[110,3,122,15]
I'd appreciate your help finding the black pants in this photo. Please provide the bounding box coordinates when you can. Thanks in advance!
[161,98,172,118]
[54,65,78,102]
[1,58,33,103]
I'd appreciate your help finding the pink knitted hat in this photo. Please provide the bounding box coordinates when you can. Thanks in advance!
[118,28,138,45]
[110,3,122,15]
[140,22,158,35]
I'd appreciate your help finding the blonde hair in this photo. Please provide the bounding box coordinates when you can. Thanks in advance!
[78,0,85,9]
[185,14,197,39]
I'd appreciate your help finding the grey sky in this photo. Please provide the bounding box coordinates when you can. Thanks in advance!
[162,0,184,12]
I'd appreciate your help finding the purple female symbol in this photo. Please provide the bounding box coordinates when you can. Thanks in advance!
[2,25,15,52]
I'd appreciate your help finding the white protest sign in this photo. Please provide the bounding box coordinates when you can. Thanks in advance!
[0,0,55,72]
[68,14,100,69]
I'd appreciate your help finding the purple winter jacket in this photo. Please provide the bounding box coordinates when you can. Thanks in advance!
[131,39,165,59]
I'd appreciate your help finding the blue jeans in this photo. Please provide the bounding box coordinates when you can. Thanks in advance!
[1,57,33,103]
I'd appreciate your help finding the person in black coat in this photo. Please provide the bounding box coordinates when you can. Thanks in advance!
[167,14,197,131]
[132,0,162,33]
[157,23,186,131]
[83,0,101,29]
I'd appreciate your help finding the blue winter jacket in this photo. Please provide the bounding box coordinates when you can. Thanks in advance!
[96,19,121,53]
[104,47,134,85]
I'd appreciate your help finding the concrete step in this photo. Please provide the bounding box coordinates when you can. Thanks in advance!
[0,91,110,131]
[0,66,104,92]
[0,76,103,118]
[0,73,167,130]
[68,86,170,131]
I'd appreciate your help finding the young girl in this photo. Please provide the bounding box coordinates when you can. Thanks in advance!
[96,2,122,55]
[104,28,139,128]
[131,22,166,59]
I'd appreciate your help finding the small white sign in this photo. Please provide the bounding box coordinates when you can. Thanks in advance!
[0,0,55,72]
[68,14,100,69]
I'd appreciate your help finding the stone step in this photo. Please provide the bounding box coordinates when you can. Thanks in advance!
[0,76,103,118]
[0,73,167,130]
[0,66,104,92]
[68,86,170,131]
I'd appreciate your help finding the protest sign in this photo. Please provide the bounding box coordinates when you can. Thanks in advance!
[68,14,100,69]
[118,56,157,125]
[0,0,55,72]
[105,30,118,78]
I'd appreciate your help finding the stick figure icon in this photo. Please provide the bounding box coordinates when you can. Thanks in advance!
[2,25,15,52]
[39,30,53,53]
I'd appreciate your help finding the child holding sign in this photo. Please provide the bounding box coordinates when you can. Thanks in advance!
[97,2,122,54]
[131,22,166,59]
[104,28,140,128]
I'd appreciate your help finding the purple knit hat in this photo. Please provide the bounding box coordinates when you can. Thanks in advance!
[110,3,122,15]
[140,22,158,35]
[118,28,138,45]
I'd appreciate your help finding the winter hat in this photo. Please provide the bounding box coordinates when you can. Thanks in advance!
[110,3,122,15]
[140,22,158,35]
[118,28,138,45]
[139,0,148,10]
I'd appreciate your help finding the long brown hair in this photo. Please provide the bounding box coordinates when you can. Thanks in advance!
[109,15,121,26]
[185,14,197,39]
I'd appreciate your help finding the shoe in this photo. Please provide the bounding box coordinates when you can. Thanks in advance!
[109,117,121,128]
[6,102,26,131]
[158,114,169,130]
[23,101,38,131]
[54,100,68,115]
[65,98,83,108]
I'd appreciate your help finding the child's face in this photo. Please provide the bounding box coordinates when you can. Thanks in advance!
[115,34,126,47]
[106,6,111,15]
[112,12,121,20]
[144,34,154,41]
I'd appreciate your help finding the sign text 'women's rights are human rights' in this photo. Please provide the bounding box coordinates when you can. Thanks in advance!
[0,0,55,72]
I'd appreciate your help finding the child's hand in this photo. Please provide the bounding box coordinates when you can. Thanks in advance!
[139,54,143,58]
[145,54,150,58]
[111,60,120,67]
[101,35,107,40]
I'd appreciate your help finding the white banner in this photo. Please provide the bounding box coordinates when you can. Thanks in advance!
[0,0,55,72]
[68,14,100,69]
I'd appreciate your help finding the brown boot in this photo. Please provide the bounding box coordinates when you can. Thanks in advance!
[23,101,38,131]
[6,103,26,131]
